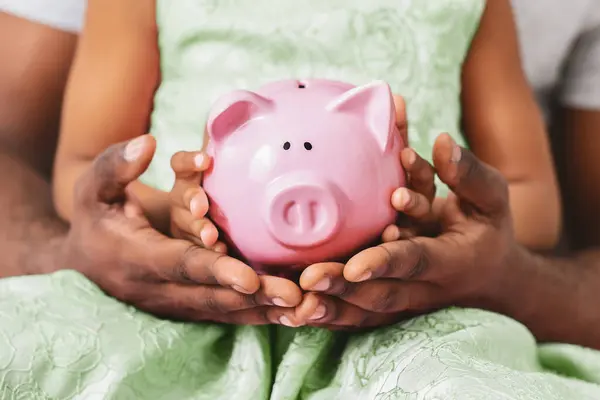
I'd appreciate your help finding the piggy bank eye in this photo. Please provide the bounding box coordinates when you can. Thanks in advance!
[283,141,291,150]
[303,142,313,151]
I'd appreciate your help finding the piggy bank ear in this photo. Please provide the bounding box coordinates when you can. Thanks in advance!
[326,81,395,152]
[207,90,273,144]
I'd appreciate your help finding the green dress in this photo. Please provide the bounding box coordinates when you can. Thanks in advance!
[1,1,600,399]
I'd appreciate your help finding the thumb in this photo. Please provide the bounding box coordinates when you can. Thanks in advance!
[432,133,509,217]
[75,135,156,209]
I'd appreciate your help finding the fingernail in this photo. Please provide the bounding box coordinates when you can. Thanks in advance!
[232,285,253,295]
[387,225,401,241]
[396,188,411,208]
[311,277,331,291]
[124,136,147,162]
[194,153,206,169]
[279,316,301,327]
[451,146,462,163]
[214,243,227,254]
[355,270,372,282]
[447,136,461,163]
[406,149,417,166]
[200,227,215,245]
[190,196,203,216]
[309,304,327,321]
[272,297,292,307]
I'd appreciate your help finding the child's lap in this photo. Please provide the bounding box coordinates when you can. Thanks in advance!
[0,270,598,399]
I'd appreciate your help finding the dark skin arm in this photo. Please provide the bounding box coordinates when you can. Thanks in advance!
[486,108,600,346]
[460,0,561,250]
[498,109,600,346]
[0,12,75,277]
[52,0,169,231]
[494,243,600,348]
[561,109,600,249]
[0,10,301,324]
[0,151,67,276]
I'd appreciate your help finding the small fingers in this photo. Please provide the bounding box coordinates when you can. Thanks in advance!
[171,183,209,217]
[264,308,307,328]
[170,151,211,217]
[171,151,211,179]
[254,275,303,309]
[401,148,436,201]
[295,293,399,329]
[188,189,210,218]
[196,219,219,246]
[381,224,416,242]
[238,276,306,328]
[389,150,436,238]
[300,262,350,294]
[264,292,365,328]
[171,207,219,247]
[391,187,432,220]
[393,95,408,146]
[213,242,228,254]
[170,162,219,248]
[381,224,401,242]
[298,293,371,327]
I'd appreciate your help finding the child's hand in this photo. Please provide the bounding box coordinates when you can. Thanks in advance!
[382,147,439,242]
[169,151,226,252]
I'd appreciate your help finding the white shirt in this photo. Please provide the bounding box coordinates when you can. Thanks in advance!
[512,0,600,113]
[0,0,86,33]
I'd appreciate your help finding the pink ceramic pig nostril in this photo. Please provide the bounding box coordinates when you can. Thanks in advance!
[265,177,342,248]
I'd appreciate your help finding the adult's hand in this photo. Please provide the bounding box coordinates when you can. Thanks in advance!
[286,134,519,329]
[60,135,302,324]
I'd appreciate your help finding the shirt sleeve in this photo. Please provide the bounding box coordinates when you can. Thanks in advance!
[559,5,600,110]
[0,0,86,33]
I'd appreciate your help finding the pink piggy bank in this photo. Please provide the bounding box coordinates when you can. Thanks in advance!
[202,79,405,270]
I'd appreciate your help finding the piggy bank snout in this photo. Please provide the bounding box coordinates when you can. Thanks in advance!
[265,175,343,248]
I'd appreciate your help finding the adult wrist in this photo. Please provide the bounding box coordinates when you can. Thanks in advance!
[473,243,539,321]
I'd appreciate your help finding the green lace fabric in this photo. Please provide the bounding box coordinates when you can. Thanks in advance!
[141,0,485,197]
[1,271,600,399]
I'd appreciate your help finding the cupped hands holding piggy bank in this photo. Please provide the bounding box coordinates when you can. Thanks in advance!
[168,78,439,326]
[202,79,407,272]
